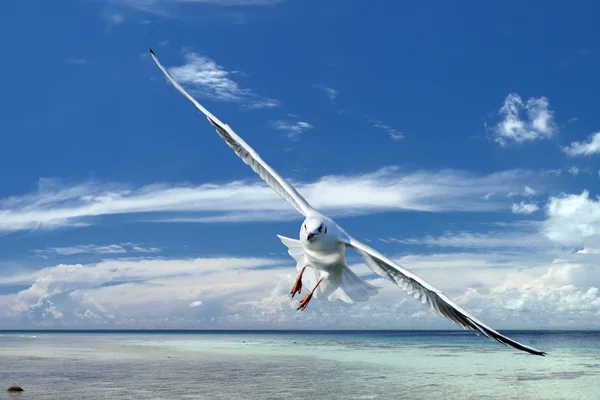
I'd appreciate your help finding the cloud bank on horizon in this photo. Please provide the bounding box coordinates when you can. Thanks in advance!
[1,0,600,329]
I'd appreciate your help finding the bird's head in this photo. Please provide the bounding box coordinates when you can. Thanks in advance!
[302,217,327,243]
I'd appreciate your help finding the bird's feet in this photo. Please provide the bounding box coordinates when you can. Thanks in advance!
[297,278,323,311]
[291,266,307,298]
[297,292,313,311]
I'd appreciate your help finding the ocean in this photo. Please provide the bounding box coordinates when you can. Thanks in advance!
[1,330,598,399]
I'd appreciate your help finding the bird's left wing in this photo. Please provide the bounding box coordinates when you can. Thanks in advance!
[344,236,547,356]
[149,49,314,217]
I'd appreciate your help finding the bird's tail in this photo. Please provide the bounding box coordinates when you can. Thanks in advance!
[277,235,379,304]
[324,265,380,304]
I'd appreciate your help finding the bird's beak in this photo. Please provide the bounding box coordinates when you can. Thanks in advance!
[307,232,316,241]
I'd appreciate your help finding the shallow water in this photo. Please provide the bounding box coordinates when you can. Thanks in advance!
[1,331,599,399]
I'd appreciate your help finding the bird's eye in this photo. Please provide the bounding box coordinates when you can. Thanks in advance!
[318,224,323,233]
[304,224,307,230]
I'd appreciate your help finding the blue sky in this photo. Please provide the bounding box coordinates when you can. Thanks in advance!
[2,0,600,329]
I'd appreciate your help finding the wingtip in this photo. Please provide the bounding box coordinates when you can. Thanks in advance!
[207,116,218,127]
[149,48,156,56]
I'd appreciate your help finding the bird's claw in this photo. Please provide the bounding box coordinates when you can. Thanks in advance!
[291,279,303,297]
[297,292,313,311]
[291,266,307,298]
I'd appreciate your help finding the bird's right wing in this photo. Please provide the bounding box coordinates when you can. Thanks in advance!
[149,49,314,217]
[344,236,546,356]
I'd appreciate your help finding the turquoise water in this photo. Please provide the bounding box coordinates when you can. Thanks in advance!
[1,331,599,399]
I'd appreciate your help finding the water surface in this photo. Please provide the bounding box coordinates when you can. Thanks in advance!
[1,330,598,399]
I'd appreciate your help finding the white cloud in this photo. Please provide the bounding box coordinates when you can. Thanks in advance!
[370,119,404,141]
[3,256,288,326]
[0,168,547,233]
[4,244,600,329]
[508,185,538,198]
[492,93,558,146]
[313,84,338,103]
[6,190,600,329]
[563,132,600,156]
[165,52,279,109]
[511,201,540,215]
[543,190,600,248]
[121,243,162,253]
[268,120,313,138]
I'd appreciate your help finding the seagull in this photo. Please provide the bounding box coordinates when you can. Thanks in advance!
[149,49,546,356]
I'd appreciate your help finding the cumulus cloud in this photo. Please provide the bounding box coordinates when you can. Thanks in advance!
[0,168,548,233]
[4,256,285,326]
[460,263,600,325]
[511,201,540,215]
[492,93,558,146]
[3,243,600,329]
[563,132,600,156]
[165,52,279,109]
[268,120,313,138]
[543,190,600,248]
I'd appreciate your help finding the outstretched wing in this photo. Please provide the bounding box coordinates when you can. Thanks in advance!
[149,49,314,217]
[345,236,546,356]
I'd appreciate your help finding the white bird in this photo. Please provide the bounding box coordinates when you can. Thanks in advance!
[149,49,546,356]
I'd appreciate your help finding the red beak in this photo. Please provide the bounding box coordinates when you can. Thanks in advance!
[307,232,315,241]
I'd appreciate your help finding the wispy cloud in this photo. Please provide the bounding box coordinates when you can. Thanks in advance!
[66,58,88,65]
[116,0,285,12]
[562,132,600,156]
[492,93,558,146]
[0,168,549,233]
[105,0,286,22]
[102,11,125,30]
[370,119,404,141]
[268,120,312,139]
[385,226,547,250]
[568,167,580,176]
[313,84,338,103]
[34,243,161,257]
[165,52,279,109]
